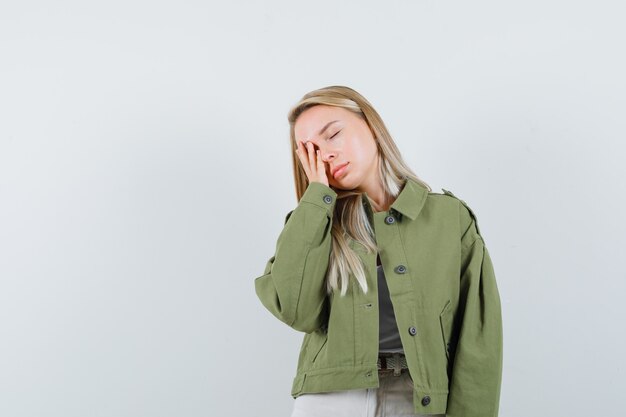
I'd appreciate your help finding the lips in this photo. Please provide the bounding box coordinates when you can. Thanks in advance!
[332,162,349,178]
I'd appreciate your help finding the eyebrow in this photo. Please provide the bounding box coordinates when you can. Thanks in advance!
[301,120,340,142]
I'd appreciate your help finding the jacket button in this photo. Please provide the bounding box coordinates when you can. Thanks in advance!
[384,215,395,224]
[323,195,333,204]
[394,265,406,274]
[421,395,431,406]
[408,326,417,336]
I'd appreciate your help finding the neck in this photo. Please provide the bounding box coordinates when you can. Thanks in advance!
[360,175,391,213]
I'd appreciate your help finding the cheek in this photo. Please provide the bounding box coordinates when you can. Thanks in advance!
[345,141,371,165]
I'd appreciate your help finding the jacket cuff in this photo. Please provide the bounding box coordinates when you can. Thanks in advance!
[299,182,338,218]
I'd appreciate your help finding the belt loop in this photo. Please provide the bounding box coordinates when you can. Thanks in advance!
[392,352,401,376]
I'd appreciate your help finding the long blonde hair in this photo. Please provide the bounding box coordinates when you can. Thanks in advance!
[287,85,431,297]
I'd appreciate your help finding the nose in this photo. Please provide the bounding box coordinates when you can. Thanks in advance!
[320,147,336,163]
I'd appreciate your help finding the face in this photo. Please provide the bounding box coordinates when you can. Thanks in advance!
[293,105,379,191]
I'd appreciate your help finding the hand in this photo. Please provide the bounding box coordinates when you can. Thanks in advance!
[295,140,329,187]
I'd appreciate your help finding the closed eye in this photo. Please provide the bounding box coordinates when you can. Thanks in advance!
[328,130,340,140]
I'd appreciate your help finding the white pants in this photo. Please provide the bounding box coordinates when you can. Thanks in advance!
[290,369,445,417]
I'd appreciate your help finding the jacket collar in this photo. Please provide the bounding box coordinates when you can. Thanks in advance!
[362,177,429,221]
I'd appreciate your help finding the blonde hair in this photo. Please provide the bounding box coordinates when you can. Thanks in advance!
[287,85,431,297]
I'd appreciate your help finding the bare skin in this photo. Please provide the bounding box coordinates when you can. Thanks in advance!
[294,105,393,212]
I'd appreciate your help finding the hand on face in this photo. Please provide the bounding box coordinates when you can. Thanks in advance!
[295,140,330,187]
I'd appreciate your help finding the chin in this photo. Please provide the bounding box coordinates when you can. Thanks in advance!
[330,179,357,191]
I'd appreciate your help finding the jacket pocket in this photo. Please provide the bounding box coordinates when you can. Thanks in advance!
[439,299,453,362]
[307,331,328,364]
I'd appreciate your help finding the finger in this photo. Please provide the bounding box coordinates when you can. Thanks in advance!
[295,141,305,164]
[306,142,316,173]
[295,141,302,160]
[297,141,311,176]
[316,150,325,175]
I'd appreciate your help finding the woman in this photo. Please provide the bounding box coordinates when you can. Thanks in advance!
[254,86,503,417]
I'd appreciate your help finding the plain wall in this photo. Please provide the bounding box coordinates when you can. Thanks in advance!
[1,1,624,416]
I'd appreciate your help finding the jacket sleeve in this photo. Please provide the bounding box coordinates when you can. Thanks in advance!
[254,181,337,333]
[446,200,503,417]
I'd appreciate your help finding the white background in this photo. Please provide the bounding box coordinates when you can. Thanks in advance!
[1,1,624,416]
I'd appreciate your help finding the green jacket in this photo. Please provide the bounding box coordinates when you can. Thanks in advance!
[254,178,503,417]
